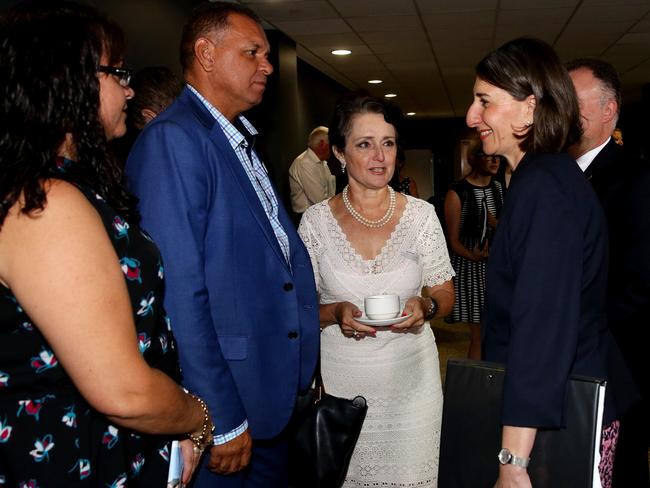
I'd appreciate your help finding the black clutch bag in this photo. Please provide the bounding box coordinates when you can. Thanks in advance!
[439,359,606,488]
[288,359,368,488]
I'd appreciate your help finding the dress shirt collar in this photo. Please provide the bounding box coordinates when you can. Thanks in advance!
[305,147,326,164]
[576,137,610,173]
[186,83,258,153]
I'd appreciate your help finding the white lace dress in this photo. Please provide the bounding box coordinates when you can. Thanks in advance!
[298,196,454,488]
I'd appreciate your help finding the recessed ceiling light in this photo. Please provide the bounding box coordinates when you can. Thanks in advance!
[368,79,383,84]
[331,49,351,56]
[406,112,416,116]
[385,93,397,98]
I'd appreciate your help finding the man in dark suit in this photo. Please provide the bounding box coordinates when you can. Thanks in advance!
[125,3,319,486]
[568,58,649,487]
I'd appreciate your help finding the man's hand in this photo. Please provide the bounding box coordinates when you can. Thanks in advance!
[206,429,252,475]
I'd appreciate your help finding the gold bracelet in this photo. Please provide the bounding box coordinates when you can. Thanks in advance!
[186,392,215,454]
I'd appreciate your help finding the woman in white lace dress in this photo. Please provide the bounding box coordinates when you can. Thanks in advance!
[298,94,455,487]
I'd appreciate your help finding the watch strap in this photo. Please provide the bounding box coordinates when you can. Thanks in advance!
[509,453,530,468]
[424,297,438,320]
[498,448,530,468]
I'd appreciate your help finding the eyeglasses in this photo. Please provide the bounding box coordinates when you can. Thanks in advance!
[97,65,132,87]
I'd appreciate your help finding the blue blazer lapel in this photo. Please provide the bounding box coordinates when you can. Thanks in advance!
[276,191,300,261]
[180,89,291,270]
[206,125,290,270]
[226,149,287,261]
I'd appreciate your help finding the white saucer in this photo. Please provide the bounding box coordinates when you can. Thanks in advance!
[355,313,412,327]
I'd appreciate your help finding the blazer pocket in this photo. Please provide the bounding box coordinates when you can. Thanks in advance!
[219,335,248,360]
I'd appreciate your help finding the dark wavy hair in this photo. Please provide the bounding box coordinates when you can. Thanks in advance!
[329,92,403,152]
[475,37,582,154]
[0,0,137,228]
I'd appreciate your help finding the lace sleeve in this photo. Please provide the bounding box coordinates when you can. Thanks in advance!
[418,204,455,287]
[297,208,324,292]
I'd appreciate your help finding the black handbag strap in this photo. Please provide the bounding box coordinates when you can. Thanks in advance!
[313,355,325,399]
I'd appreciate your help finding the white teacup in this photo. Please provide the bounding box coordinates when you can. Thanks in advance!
[364,294,400,320]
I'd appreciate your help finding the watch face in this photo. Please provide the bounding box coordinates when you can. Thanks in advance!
[498,448,512,465]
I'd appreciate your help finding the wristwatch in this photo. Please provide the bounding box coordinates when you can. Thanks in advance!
[424,297,438,320]
[497,448,530,468]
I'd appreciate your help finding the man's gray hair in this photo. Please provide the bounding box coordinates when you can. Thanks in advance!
[308,126,329,148]
[566,58,621,117]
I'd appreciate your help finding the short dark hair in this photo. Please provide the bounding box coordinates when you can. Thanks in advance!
[128,66,183,128]
[179,1,261,72]
[475,37,582,154]
[566,58,621,114]
[0,0,136,227]
[329,92,403,152]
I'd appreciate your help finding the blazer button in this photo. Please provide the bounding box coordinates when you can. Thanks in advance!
[288,330,299,339]
[283,282,294,291]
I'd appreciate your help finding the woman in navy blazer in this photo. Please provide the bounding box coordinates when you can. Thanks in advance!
[466,38,618,487]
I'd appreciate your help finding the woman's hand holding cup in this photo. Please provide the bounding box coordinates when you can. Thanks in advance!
[335,301,376,339]
[390,296,427,332]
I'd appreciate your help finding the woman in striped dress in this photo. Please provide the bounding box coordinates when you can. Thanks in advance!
[444,145,503,359]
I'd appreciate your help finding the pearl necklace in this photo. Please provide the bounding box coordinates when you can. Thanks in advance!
[342,185,396,228]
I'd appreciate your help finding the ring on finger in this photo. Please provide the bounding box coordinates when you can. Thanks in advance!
[352,331,360,338]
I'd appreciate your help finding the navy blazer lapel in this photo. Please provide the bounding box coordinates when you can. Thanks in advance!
[585,139,617,180]
[181,91,290,270]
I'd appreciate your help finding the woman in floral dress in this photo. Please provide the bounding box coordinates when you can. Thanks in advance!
[0,2,212,486]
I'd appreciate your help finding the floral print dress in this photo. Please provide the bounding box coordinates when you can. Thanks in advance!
[0,182,180,487]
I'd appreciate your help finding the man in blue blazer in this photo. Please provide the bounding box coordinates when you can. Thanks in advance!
[125,3,319,486]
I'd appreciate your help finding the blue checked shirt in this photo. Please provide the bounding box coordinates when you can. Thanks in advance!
[187,85,291,265]
[213,419,248,446]
[188,85,291,444]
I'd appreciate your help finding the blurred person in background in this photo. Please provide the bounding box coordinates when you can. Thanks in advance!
[112,66,183,165]
[128,66,183,130]
[568,57,649,488]
[444,141,503,359]
[389,147,419,197]
[288,126,335,215]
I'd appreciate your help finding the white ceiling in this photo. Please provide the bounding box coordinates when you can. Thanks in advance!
[239,0,650,118]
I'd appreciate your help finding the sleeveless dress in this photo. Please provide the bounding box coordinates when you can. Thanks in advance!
[298,196,454,487]
[448,179,503,323]
[0,183,179,487]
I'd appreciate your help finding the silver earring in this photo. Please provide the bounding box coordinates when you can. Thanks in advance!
[525,120,533,127]
[341,162,346,174]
